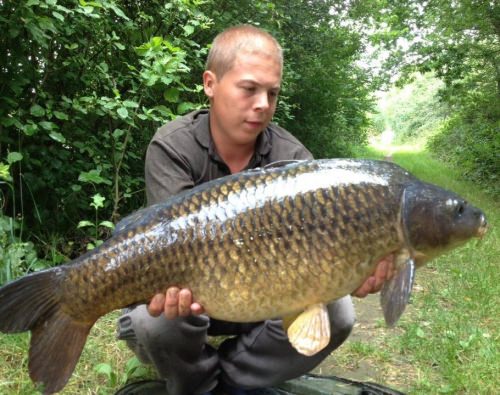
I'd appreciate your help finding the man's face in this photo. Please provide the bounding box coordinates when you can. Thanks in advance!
[203,44,282,147]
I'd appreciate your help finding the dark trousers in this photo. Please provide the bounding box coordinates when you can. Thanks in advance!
[117,296,355,395]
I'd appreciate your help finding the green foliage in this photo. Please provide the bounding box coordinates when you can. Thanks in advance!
[372,73,448,143]
[0,215,45,285]
[95,356,151,388]
[279,5,373,157]
[0,0,212,254]
[352,0,499,192]
[77,193,115,250]
[0,160,49,285]
[428,112,500,196]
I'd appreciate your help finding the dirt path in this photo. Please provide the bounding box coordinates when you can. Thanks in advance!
[312,293,419,392]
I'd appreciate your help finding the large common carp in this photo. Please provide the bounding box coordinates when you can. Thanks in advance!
[0,159,487,393]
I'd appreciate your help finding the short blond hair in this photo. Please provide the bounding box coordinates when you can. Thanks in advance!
[206,25,283,79]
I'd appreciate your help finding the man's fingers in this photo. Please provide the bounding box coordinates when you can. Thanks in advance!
[386,255,396,279]
[164,287,180,319]
[372,255,396,292]
[372,259,389,291]
[352,276,375,298]
[148,293,166,317]
[178,288,193,316]
[147,287,203,319]
[190,302,205,315]
[352,255,396,298]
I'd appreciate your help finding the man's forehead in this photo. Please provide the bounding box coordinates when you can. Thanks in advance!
[233,51,282,73]
[235,44,280,62]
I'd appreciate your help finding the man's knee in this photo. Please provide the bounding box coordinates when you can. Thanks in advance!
[332,313,354,344]
[327,296,356,347]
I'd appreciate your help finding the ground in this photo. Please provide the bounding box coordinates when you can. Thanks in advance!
[312,286,424,393]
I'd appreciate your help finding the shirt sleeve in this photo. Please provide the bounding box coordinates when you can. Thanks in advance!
[144,137,195,206]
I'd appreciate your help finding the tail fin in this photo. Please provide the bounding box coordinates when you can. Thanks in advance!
[0,269,95,394]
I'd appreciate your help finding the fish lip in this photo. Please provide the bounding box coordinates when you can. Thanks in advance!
[477,224,488,239]
[476,214,488,239]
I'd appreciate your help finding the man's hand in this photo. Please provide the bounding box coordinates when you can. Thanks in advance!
[352,254,396,298]
[147,287,205,319]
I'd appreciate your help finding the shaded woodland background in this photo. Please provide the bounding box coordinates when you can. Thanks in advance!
[0,0,498,274]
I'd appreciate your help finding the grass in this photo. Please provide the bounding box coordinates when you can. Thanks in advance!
[329,143,500,394]
[0,312,156,394]
[0,143,498,394]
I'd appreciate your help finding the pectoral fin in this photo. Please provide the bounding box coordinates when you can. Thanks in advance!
[380,256,415,327]
[284,303,331,356]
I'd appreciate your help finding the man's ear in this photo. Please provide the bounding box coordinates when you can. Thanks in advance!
[203,70,217,98]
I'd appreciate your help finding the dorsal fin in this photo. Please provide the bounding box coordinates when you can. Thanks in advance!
[113,203,171,236]
[113,207,148,235]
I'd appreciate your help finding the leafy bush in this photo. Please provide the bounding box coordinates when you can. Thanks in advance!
[428,113,499,196]
[0,0,212,255]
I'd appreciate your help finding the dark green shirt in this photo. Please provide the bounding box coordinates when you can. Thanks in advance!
[145,109,313,205]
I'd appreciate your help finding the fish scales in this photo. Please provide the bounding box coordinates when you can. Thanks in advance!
[0,159,487,394]
[62,161,402,321]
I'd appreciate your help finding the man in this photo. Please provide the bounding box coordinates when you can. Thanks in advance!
[117,25,394,395]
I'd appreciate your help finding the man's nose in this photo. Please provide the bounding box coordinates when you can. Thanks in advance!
[254,91,270,111]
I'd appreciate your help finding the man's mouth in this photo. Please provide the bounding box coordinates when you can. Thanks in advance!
[245,120,264,128]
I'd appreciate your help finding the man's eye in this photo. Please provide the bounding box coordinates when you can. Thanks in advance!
[242,86,255,92]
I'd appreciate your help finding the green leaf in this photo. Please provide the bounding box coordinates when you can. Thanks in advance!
[91,193,105,209]
[109,5,129,20]
[0,163,12,182]
[114,42,125,50]
[64,43,79,50]
[78,169,112,185]
[7,152,23,164]
[112,129,125,139]
[150,36,163,47]
[52,11,64,22]
[177,102,194,114]
[99,221,115,229]
[49,131,66,143]
[39,121,56,131]
[77,220,94,228]
[117,107,128,119]
[154,105,173,117]
[98,61,109,73]
[123,100,139,108]
[30,104,45,117]
[183,25,195,36]
[95,362,113,377]
[164,88,179,103]
[23,122,39,136]
[53,111,69,120]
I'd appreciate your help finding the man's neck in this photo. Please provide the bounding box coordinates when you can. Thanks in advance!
[214,140,255,174]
